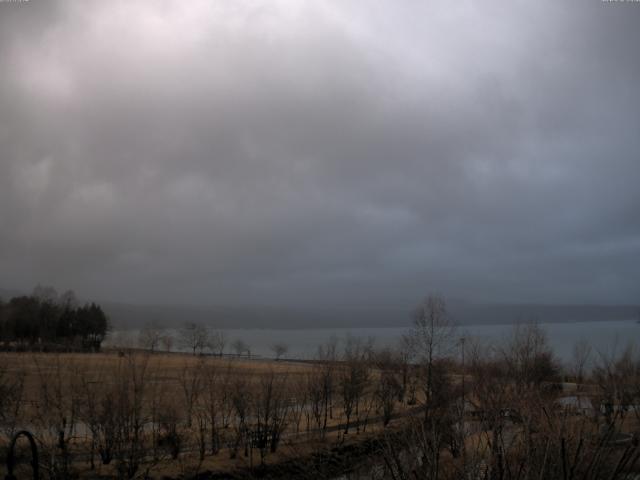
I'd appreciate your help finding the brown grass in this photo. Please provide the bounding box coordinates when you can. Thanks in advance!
[0,350,414,479]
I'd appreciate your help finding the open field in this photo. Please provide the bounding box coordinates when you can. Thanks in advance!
[0,350,311,397]
[0,349,418,479]
[1,321,640,480]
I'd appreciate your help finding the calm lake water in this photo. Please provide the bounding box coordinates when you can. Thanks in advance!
[108,319,639,364]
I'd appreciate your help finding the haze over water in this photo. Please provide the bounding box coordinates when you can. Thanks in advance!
[108,319,639,363]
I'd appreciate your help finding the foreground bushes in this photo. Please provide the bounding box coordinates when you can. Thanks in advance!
[0,314,639,479]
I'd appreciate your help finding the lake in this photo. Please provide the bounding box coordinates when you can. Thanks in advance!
[107,319,639,365]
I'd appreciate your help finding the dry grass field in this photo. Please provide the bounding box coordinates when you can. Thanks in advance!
[0,350,312,398]
[1,330,639,480]
[0,349,414,479]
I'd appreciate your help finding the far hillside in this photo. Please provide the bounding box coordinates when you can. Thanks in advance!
[101,300,640,330]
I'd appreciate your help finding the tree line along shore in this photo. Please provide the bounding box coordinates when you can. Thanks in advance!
[0,286,109,352]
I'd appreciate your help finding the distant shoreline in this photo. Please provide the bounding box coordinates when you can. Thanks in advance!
[109,317,639,331]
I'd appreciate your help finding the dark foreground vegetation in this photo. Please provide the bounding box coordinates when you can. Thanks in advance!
[0,295,639,479]
[0,286,109,352]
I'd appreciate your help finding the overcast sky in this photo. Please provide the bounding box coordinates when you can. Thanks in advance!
[0,1,639,308]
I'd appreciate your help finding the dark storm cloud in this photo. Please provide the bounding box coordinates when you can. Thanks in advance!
[0,0,639,307]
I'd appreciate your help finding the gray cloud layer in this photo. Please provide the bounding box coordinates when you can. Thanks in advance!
[1,1,639,307]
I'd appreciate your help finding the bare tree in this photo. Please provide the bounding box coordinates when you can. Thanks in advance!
[409,294,455,414]
[305,368,323,433]
[270,342,289,361]
[200,360,222,454]
[593,344,640,424]
[229,375,250,459]
[339,336,373,434]
[396,335,414,403]
[0,363,25,441]
[316,336,339,433]
[289,373,308,434]
[138,321,164,353]
[179,322,209,355]
[208,330,226,356]
[31,354,83,478]
[157,397,182,460]
[252,370,290,464]
[373,349,402,426]
[112,353,151,480]
[571,338,593,382]
[232,338,249,357]
[501,322,559,392]
[78,363,107,470]
[178,358,204,427]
